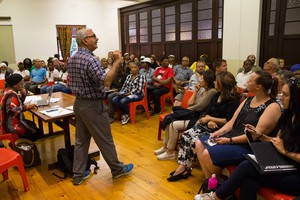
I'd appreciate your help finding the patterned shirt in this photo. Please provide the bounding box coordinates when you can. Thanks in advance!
[68,47,106,100]
[121,74,145,96]
[173,65,193,82]
[0,89,34,135]
[139,68,154,84]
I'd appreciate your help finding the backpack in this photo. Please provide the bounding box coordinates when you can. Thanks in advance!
[53,145,99,179]
[197,177,237,200]
[15,139,41,168]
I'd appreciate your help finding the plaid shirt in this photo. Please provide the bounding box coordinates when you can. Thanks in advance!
[121,74,145,96]
[68,47,106,100]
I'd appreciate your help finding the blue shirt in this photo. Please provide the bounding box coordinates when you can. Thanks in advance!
[68,47,106,100]
[31,68,46,83]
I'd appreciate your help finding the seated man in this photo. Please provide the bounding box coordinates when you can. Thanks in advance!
[174,60,205,106]
[235,59,253,90]
[190,54,210,72]
[237,54,262,73]
[28,59,47,94]
[173,56,193,94]
[1,74,43,141]
[148,57,174,115]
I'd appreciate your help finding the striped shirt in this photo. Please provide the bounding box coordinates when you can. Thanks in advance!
[121,74,145,96]
[68,47,106,100]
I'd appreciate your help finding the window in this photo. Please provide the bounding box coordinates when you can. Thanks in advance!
[152,9,161,42]
[198,0,212,39]
[140,12,148,43]
[180,3,192,40]
[165,6,176,41]
[284,0,300,35]
[129,14,137,43]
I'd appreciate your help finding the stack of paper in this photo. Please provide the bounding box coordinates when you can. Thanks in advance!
[39,107,73,118]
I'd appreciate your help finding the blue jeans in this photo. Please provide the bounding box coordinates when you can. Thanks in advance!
[112,94,143,115]
[40,83,72,94]
[215,160,300,199]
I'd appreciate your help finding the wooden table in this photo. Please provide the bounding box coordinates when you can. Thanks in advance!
[29,92,75,148]
[29,92,99,169]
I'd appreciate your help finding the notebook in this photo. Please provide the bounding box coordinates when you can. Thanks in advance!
[37,86,53,106]
[244,142,297,174]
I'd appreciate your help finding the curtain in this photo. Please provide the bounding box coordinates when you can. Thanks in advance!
[56,25,73,61]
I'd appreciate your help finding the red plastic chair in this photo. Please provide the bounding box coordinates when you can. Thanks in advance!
[128,82,150,123]
[0,148,29,192]
[160,80,174,114]
[157,90,194,140]
[0,133,19,149]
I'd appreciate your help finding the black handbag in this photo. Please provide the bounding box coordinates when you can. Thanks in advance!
[15,139,41,168]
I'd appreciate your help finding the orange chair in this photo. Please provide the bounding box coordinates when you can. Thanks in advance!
[0,133,19,149]
[157,90,194,140]
[128,82,150,123]
[0,148,29,192]
[160,80,174,114]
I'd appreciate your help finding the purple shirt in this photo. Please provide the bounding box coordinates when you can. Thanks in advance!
[68,47,106,100]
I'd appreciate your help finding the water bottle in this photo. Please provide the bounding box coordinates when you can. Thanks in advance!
[208,174,218,190]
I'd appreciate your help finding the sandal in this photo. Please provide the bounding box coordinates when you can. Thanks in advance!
[194,192,215,200]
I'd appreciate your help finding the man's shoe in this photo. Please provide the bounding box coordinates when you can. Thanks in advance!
[157,151,176,160]
[121,114,130,125]
[113,163,134,179]
[73,170,90,186]
[154,147,167,155]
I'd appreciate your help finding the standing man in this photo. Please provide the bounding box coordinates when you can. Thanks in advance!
[68,28,133,185]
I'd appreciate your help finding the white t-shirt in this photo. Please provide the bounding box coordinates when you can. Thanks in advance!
[55,71,68,86]
[236,70,253,89]
[14,69,30,78]
[46,69,59,82]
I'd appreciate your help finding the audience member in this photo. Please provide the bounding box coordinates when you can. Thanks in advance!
[173,56,193,94]
[155,70,217,161]
[290,64,300,78]
[28,59,47,94]
[168,71,239,181]
[190,54,210,72]
[278,58,287,70]
[139,57,155,87]
[0,62,11,80]
[68,28,133,185]
[213,59,227,74]
[173,60,205,106]
[195,77,300,200]
[196,70,281,179]
[40,60,59,94]
[150,55,159,69]
[107,57,113,70]
[100,58,109,73]
[112,63,146,125]
[23,58,33,72]
[168,55,176,69]
[1,61,14,74]
[235,59,253,90]
[1,74,42,141]
[263,57,280,77]
[237,54,262,73]
[148,57,174,115]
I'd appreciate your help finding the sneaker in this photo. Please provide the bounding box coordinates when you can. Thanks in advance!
[113,163,134,179]
[154,147,167,155]
[121,114,130,125]
[157,151,176,160]
[194,192,215,200]
[73,170,90,186]
[150,110,160,115]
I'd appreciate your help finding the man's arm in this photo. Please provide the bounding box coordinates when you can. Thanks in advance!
[104,50,121,88]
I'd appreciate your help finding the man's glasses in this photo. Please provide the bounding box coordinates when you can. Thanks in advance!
[85,34,96,39]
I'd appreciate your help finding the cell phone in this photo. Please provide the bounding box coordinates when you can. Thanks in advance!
[244,129,253,144]
[46,108,58,112]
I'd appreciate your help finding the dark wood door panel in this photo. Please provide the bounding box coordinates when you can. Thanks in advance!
[165,43,179,61]
[152,44,165,61]
[180,43,194,61]
[282,39,300,66]
[140,44,151,57]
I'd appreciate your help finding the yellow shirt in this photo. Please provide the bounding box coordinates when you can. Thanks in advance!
[190,62,209,72]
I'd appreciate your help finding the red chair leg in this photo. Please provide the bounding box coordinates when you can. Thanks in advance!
[16,155,29,192]
[144,105,150,119]
[130,104,137,124]
[2,170,9,180]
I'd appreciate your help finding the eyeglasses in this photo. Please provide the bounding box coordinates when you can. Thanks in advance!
[85,34,96,39]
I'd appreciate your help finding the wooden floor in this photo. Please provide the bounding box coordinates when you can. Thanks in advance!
[0,105,205,200]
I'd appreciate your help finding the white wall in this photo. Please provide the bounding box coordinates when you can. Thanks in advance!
[0,0,136,69]
[1,0,262,72]
[223,0,262,74]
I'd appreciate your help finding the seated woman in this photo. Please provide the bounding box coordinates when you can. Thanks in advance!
[154,70,217,160]
[167,71,240,181]
[195,77,300,200]
[195,70,281,180]
[112,63,145,125]
[1,74,43,141]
